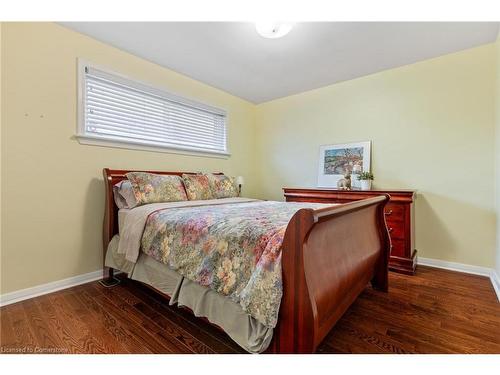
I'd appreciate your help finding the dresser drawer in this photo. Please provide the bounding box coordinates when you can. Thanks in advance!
[386,222,405,240]
[384,203,405,222]
[391,238,406,257]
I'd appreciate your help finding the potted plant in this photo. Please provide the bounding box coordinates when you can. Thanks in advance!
[357,172,374,190]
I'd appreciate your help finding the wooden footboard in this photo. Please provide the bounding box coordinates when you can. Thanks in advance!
[267,195,391,353]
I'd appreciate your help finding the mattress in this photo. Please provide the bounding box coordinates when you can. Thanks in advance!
[105,235,273,353]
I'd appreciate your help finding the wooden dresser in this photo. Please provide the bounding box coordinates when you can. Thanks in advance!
[283,188,417,275]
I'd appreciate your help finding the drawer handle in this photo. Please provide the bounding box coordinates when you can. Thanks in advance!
[385,209,393,216]
[388,227,394,233]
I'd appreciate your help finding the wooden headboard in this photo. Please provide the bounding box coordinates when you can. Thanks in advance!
[102,168,223,257]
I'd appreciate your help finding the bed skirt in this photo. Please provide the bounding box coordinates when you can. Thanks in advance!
[105,235,273,353]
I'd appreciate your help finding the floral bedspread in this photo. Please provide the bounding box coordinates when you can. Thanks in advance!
[140,200,328,327]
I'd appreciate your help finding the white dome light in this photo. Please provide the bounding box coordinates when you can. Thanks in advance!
[255,22,293,39]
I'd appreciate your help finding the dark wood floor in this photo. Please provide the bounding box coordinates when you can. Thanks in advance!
[1,266,499,354]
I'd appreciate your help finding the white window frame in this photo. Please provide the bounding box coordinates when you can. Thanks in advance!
[76,59,230,158]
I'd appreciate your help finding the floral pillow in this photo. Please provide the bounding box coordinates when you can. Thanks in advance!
[207,174,239,199]
[182,174,214,200]
[126,172,188,205]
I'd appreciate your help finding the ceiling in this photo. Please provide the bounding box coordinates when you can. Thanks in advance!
[61,22,499,104]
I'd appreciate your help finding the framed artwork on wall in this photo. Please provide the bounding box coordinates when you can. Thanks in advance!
[317,141,371,188]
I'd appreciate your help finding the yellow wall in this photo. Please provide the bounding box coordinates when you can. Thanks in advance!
[495,35,500,276]
[0,22,3,293]
[1,23,257,294]
[255,45,497,268]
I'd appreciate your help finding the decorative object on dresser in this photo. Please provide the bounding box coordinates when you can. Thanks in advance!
[283,187,417,275]
[357,171,374,191]
[336,170,352,190]
[317,141,371,188]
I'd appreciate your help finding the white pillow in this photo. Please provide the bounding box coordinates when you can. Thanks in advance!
[113,180,139,209]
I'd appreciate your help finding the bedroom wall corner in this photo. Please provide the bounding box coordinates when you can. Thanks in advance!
[0,22,3,294]
[0,22,258,294]
[495,33,500,278]
[254,44,497,269]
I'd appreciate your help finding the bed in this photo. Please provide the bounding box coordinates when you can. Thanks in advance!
[102,168,391,353]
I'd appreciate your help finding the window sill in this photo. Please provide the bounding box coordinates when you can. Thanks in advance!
[74,134,231,159]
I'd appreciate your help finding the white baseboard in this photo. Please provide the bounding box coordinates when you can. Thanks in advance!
[491,270,500,302]
[418,257,492,276]
[0,270,103,307]
[418,257,500,302]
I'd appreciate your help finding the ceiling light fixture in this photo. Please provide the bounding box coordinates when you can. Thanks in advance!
[255,22,293,39]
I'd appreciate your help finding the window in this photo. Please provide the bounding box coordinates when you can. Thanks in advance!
[77,61,229,157]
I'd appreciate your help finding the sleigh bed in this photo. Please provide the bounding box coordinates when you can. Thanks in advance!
[102,168,391,353]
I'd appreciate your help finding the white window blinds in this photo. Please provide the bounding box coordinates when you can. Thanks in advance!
[79,63,228,156]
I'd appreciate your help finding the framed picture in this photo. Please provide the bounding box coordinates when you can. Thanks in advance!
[317,141,371,188]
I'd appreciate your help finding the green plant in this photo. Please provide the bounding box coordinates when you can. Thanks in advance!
[357,171,374,181]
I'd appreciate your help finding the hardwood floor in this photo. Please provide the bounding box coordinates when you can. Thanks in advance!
[1,266,499,354]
